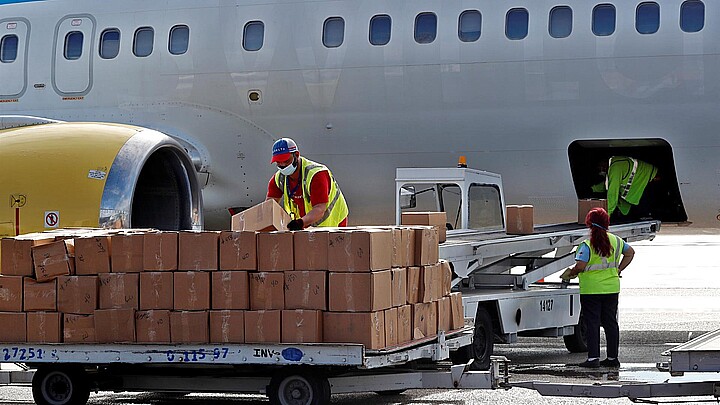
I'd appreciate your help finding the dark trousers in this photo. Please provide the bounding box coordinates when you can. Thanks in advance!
[581,293,620,359]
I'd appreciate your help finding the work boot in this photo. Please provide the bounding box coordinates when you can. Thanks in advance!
[576,359,600,368]
[599,358,621,368]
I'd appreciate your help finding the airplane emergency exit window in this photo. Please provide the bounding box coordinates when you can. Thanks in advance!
[64,31,83,60]
[506,8,528,40]
[636,2,660,34]
[415,12,437,44]
[169,25,189,55]
[133,27,154,57]
[680,0,704,32]
[99,29,120,59]
[243,21,264,51]
[369,14,391,46]
[323,17,344,48]
[592,4,616,36]
[0,34,18,63]
[458,10,481,42]
[549,6,573,38]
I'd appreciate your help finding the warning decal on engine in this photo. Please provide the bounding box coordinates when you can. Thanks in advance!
[88,170,106,180]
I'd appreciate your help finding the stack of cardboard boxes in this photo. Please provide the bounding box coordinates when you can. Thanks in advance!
[0,202,465,349]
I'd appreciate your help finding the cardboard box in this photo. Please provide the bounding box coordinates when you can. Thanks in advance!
[219,231,257,271]
[412,301,438,339]
[282,309,323,343]
[323,311,385,349]
[94,308,136,343]
[257,232,294,272]
[63,314,95,343]
[384,307,398,347]
[327,229,392,272]
[0,275,23,312]
[244,310,281,343]
[406,266,421,304]
[27,312,61,343]
[391,268,407,307]
[328,270,392,312]
[293,230,328,271]
[143,232,178,271]
[413,227,439,266]
[110,233,144,273]
[506,205,534,235]
[57,276,98,315]
[135,310,171,343]
[231,199,291,232]
[1,235,54,277]
[74,235,111,275]
[284,271,326,310]
[578,199,608,224]
[402,212,447,243]
[211,271,249,310]
[23,278,57,312]
[209,310,245,343]
[173,272,210,311]
[249,272,284,310]
[420,264,443,303]
[139,272,174,310]
[401,228,415,267]
[170,311,209,344]
[440,260,452,297]
[450,292,465,330]
[437,296,452,333]
[99,273,139,309]
[178,231,219,271]
[0,312,26,342]
[397,304,412,345]
[31,240,72,282]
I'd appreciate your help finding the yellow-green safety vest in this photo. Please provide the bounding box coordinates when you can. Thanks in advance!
[273,157,348,227]
[578,232,624,294]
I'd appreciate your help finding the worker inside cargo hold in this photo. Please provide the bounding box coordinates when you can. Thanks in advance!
[591,156,660,221]
[266,137,349,230]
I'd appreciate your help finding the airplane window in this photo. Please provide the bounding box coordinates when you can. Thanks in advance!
[169,25,189,55]
[458,10,481,42]
[549,6,573,38]
[133,27,154,57]
[64,31,83,60]
[369,14,391,46]
[506,8,528,40]
[99,29,120,59]
[0,34,18,63]
[680,0,704,32]
[414,12,437,44]
[592,4,616,36]
[636,2,660,34]
[323,17,344,48]
[243,21,264,51]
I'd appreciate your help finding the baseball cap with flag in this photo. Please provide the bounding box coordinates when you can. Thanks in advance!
[271,138,299,163]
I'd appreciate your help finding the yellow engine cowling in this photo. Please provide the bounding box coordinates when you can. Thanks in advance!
[0,121,202,238]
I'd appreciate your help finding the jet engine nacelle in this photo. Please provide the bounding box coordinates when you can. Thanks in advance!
[0,121,202,237]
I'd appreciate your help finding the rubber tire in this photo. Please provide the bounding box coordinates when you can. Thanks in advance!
[267,370,331,405]
[468,306,494,371]
[375,390,407,396]
[32,365,90,405]
[564,313,588,353]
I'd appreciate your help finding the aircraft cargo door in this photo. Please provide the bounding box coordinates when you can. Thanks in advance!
[0,18,29,98]
[53,15,95,95]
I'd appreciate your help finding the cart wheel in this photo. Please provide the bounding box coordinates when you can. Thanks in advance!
[564,313,588,353]
[32,365,90,405]
[469,306,494,371]
[375,389,406,396]
[267,370,331,405]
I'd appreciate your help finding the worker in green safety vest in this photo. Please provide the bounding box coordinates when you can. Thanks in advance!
[592,156,659,218]
[266,138,349,230]
[561,207,635,369]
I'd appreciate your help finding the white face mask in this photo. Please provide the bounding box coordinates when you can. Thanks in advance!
[278,158,297,176]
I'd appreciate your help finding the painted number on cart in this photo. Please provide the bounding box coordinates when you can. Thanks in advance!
[165,348,228,362]
[540,299,554,312]
[2,347,44,361]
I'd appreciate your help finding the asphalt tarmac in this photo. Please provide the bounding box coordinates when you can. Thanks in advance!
[2,230,719,404]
